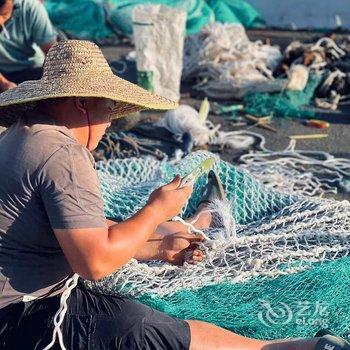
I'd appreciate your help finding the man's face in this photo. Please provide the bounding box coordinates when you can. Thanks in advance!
[85,98,116,151]
[0,0,14,27]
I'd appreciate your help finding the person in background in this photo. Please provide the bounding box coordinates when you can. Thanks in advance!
[0,0,56,92]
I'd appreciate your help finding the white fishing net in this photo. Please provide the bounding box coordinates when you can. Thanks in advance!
[87,151,350,298]
[240,140,350,198]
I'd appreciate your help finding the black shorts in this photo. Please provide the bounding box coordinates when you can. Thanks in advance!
[0,282,191,350]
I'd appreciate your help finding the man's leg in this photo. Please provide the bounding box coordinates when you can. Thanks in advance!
[155,203,211,236]
[70,282,321,350]
[187,320,319,350]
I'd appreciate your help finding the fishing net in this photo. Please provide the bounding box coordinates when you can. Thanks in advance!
[96,151,296,223]
[135,257,350,340]
[87,151,350,340]
[45,0,119,44]
[243,74,323,119]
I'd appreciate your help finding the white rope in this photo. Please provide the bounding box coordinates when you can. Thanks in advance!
[1,24,10,40]
[311,37,346,58]
[42,274,79,350]
[159,104,256,150]
[238,132,350,197]
[172,214,210,241]
[182,23,283,99]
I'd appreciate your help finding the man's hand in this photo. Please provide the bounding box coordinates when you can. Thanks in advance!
[0,76,17,92]
[147,175,193,222]
[159,232,205,265]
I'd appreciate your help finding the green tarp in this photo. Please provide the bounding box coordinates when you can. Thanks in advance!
[45,0,264,43]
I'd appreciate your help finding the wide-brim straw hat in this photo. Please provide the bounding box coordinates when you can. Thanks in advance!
[0,40,178,127]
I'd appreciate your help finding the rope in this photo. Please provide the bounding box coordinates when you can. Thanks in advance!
[172,214,210,241]
[42,274,79,350]
[182,23,282,99]
[159,104,256,150]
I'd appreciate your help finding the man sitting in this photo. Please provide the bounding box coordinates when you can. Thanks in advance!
[0,40,347,350]
[0,0,56,92]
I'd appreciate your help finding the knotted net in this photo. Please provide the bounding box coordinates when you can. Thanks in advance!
[87,151,350,340]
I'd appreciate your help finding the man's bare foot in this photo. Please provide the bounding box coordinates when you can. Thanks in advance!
[183,246,205,264]
[160,232,205,265]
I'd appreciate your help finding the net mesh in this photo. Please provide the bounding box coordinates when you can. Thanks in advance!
[136,257,350,340]
[97,151,296,223]
[87,151,350,340]
[243,74,323,119]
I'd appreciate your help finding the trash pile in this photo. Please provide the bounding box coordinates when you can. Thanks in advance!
[279,37,350,111]
[182,23,350,122]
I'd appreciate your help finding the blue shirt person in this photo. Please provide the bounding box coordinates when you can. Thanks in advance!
[0,0,56,92]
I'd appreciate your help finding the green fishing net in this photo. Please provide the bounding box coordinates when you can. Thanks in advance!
[45,0,264,42]
[97,151,296,224]
[243,74,323,119]
[138,257,350,340]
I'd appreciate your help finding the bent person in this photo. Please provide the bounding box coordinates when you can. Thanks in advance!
[0,40,348,350]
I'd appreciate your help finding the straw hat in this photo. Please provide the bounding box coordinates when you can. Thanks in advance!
[0,40,178,127]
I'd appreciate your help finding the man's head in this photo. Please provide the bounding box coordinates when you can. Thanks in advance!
[74,97,116,150]
[37,97,117,151]
[0,0,13,27]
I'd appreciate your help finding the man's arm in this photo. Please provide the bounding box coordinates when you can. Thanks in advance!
[0,39,54,92]
[53,176,192,281]
[40,41,55,55]
[54,204,161,281]
[106,217,199,262]
[29,1,57,53]
[0,73,16,92]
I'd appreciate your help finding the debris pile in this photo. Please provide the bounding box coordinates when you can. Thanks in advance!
[182,23,283,99]
[279,37,350,111]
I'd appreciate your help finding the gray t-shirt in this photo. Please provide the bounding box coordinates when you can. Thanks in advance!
[0,113,107,308]
[0,0,56,73]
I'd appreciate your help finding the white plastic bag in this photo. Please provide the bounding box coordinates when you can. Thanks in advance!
[132,5,186,102]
